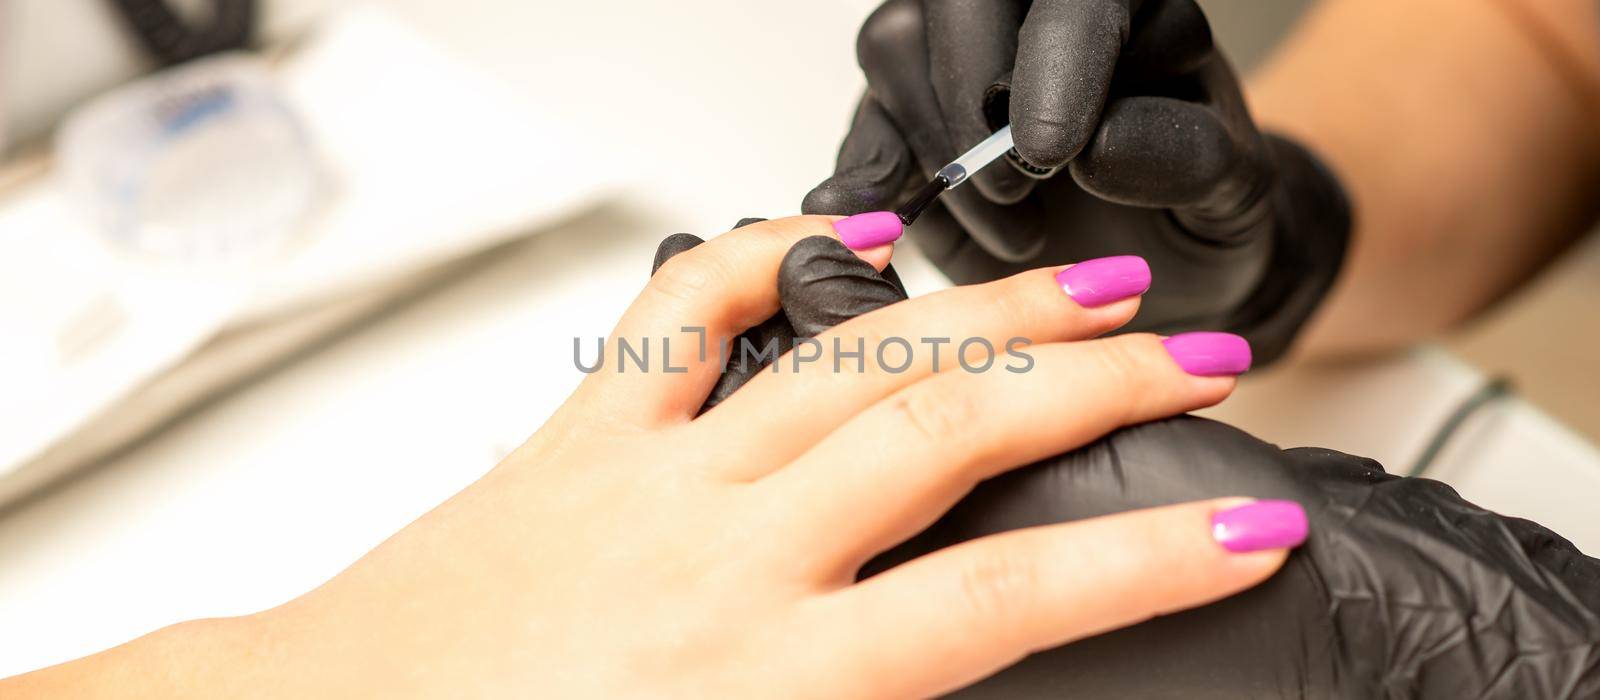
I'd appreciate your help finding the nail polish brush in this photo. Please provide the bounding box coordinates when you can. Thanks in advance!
[894,125,1016,226]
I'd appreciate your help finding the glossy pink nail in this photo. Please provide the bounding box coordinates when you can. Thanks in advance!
[1055,256,1151,307]
[1162,332,1252,376]
[1212,500,1309,553]
[833,212,904,250]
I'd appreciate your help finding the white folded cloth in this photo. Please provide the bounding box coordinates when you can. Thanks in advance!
[0,7,612,505]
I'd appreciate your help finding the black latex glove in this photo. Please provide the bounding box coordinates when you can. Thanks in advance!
[865,417,1600,699]
[107,0,255,66]
[651,219,909,410]
[802,0,1351,365]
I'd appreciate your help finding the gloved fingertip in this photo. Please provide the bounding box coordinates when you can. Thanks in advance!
[733,217,769,229]
[779,236,908,336]
[802,173,900,217]
[652,233,705,275]
[856,0,925,75]
[1011,118,1088,171]
[1068,97,1236,208]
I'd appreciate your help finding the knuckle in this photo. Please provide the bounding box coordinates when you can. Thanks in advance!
[823,318,889,360]
[795,318,884,376]
[1088,336,1152,385]
[1082,337,1167,421]
[1013,124,1076,169]
[956,547,1040,633]
[855,325,895,362]
[647,254,728,307]
[989,276,1052,333]
[757,216,831,248]
[891,383,977,445]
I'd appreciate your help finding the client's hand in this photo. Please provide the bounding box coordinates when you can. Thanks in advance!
[6,216,1298,699]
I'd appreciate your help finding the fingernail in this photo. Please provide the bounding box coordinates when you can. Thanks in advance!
[833,212,904,250]
[1055,256,1151,307]
[1212,500,1309,553]
[1162,332,1252,376]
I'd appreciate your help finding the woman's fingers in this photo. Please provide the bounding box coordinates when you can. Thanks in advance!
[699,257,1151,479]
[807,498,1303,699]
[765,332,1248,569]
[586,216,894,427]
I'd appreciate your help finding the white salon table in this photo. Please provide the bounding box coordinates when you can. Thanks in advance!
[1,0,1597,678]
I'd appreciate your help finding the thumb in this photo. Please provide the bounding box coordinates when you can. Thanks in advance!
[803,94,921,217]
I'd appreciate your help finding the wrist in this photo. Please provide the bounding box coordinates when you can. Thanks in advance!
[141,614,289,699]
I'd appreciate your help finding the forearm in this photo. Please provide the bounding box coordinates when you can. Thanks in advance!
[1247,0,1600,357]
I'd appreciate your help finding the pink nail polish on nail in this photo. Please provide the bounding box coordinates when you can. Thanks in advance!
[1055,256,1151,307]
[1162,332,1252,376]
[833,212,904,250]
[1212,500,1309,553]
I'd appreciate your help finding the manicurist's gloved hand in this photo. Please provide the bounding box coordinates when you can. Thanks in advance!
[864,417,1600,699]
[803,0,1351,364]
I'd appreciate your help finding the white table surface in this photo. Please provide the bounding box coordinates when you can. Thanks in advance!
[2,0,1597,677]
